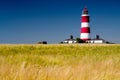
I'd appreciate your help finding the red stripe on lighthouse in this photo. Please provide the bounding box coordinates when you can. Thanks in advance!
[81,27,90,33]
[81,38,90,41]
[82,16,89,22]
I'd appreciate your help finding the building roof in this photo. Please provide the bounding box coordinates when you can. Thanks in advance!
[64,38,76,41]
[90,38,105,41]
[90,35,105,41]
[64,35,76,42]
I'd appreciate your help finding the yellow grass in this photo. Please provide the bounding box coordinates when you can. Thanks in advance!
[0,44,120,80]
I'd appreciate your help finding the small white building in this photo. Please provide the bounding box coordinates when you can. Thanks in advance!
[87,35,106,44]
[64,35,77,44]
[87,39,105,43]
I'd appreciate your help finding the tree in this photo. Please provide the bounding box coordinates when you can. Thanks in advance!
[76,38,85,43]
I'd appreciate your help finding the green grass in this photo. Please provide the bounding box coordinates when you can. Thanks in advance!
[0,44,120,80]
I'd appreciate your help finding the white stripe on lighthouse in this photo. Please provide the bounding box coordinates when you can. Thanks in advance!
[81,22,89,27]
[82,14,89,16]
[80,33,90,39]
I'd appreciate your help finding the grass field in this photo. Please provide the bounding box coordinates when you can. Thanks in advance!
[0,44,120,80]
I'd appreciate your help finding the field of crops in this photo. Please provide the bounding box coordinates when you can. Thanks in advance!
[0,44,120,80]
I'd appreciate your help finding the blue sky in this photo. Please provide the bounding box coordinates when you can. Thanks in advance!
[0,0,120,43]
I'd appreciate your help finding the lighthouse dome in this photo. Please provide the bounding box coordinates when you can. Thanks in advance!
[82,7,88,14]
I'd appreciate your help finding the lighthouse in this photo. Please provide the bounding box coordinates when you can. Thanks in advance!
[80,7,90,41]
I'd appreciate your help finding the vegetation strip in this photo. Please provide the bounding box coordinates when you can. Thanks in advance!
[0,44,120,80]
